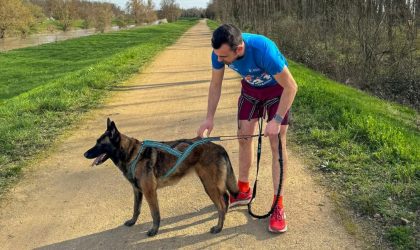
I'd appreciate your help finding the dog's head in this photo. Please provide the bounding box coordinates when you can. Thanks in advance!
[84,118,120,166]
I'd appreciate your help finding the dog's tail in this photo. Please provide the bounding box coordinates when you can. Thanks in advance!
[222,151,239,198]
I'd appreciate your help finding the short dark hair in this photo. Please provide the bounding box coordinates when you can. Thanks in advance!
[211,24,242,50]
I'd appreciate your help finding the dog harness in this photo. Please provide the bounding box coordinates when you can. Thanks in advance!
[125,123,284,220]
[127,137,219,180]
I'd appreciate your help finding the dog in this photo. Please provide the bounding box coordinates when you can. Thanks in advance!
[84,118,239,236]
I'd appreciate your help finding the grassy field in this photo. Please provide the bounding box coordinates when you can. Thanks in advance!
[0,19,197,196]
[290,61,419,249]
[206,20,419,249]
[206,19,219,31]
[0,22,188,100]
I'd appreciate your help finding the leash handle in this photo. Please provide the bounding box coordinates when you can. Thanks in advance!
[206,134,263,142]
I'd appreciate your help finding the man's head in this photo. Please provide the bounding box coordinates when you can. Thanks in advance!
[212,24,244,64]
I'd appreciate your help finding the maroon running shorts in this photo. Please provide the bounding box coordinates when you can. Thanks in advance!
[238,79,290,125]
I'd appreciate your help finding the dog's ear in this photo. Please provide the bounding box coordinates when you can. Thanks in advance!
[107,117,112,130]
[109,121,120,140]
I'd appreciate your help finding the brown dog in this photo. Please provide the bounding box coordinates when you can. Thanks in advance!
[84,118,239,236]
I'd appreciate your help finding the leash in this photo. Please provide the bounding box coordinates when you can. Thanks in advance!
[206,134,262,141]
[236,88,283,218]
[247,117,283,219]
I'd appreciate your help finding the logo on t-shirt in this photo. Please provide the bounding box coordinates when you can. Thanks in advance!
[244,73,273,86]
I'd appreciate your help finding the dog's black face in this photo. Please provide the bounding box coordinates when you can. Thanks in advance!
[84,118,120,166]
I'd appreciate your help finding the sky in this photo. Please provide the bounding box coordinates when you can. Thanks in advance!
[100,0,209,9]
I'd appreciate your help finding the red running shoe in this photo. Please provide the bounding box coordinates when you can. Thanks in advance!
[229,188,253,207]
[269,206,287,233]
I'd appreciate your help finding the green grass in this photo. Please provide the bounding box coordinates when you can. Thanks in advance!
[1,22,193,100]
[72,19,86,29]
[289,61,419,249]
[0,19,197,195]
[29,19,60,33]
[206,19,219,31]
[207,19,419,249]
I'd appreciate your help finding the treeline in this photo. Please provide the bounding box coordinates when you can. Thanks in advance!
[0,0,42,38]
[207,0,419,110]
[0,0,125,37]
[180,8,206,18]
[30,0,123,32]
[0,0,186,38]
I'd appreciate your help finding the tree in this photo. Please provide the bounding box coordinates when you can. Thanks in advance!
[207,0,419,109]
[48,0,78,31]
[127,0,157,24]
[181,8,206,18]
[78,1,96,29]
[94,4,114,33]
[160,0,181,22]
[205,1,216,19]
[0,0,35,38]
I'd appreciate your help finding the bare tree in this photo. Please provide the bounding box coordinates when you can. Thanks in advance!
[94,4,114,32]
[127,0,157,24]
[0,0,35,38]
[46,0,78,31]
[30,0,125,30]
[207,0,419,109]
[160,0,181,22]
[181,8,206,18]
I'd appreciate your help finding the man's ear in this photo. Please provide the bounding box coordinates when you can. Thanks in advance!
[236,42,245,54]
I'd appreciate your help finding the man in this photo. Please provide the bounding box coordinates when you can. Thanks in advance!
[197,24,297,233]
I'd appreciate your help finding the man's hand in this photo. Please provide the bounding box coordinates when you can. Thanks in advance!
[197,119,214,138]
[264,119,281,137]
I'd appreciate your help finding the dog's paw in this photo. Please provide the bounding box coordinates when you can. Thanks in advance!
[124,219,137,227]
[147,228,158,237]
[210,226,222,234]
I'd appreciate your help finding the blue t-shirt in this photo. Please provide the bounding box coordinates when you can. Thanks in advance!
[211,33,288,88]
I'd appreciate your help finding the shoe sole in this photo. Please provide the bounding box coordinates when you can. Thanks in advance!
[229,198,252,208]
[268,225,287,233]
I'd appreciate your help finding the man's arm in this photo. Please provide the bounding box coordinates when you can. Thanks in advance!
[273,66,298,120]
[206,68,225,120]
[197,67,225,137]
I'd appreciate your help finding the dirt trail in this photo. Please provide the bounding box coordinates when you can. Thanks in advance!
[0,20,363,249]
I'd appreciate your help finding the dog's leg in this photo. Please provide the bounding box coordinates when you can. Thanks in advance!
[197,172,227,234]
[143,187,160,237]
[223,192,229,213]
[124,186,143,227]
[208,188,227,234]
[141,181,160,236]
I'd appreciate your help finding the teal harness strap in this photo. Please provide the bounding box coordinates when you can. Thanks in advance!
[128,143,145,180]
[143,140,183,157]
[127,138,220,180]
[162,137,215,178]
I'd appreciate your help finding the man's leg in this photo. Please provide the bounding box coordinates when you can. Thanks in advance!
[237,119,258,182]
[229,119,258,207]
[269,125,288,195]
[268,124,288,233]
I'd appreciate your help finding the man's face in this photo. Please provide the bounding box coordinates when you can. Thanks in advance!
[213,44,241,65]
